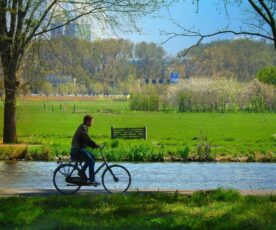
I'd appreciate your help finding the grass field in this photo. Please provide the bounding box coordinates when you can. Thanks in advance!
[0,99,275,161]
[0,189,276,229]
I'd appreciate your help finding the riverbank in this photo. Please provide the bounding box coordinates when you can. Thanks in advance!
[0,144,275,162]
[0,189,275,229]
[0,100,275,162]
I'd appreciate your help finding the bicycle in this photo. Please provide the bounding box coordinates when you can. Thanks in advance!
[53,145,131,194]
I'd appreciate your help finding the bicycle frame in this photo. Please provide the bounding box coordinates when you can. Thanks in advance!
[54,146,131,193]
[67,149,117,179]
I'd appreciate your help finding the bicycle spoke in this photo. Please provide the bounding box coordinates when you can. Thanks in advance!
[59,170,67,177]
[53,164,81,194]
[62,166,67,176]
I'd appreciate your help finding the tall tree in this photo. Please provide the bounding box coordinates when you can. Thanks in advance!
[134,42,166,80]
[0,0,166,143]
[177,39,275,80]
[91,39,134,89]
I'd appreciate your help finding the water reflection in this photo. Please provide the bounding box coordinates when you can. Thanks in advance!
[0,161,276,190]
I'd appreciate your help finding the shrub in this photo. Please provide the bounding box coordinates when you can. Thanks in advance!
[125,144,154,161]
[111,140,119,148]
[130,93,160,111]
[210,188,240,202]
[27,146,52,160]
[197,130,212,161]
[166,78,276,112]
[178,92,192,112]
[0,145,28,160]
[178,145,189,160]
[256,66,276,85]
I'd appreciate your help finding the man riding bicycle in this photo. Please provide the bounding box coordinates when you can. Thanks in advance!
[70,115,100,186]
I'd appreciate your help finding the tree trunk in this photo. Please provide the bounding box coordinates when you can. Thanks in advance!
[3,86,17,143]
[2,63,18,143]
[273,28,276,51]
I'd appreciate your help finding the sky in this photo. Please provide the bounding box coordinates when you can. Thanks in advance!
[119,1,251,56]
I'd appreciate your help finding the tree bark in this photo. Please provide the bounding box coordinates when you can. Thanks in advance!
[2,60,18,143]
[3,84,17,143]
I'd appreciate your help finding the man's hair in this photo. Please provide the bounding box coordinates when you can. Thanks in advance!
[83,115,93,123]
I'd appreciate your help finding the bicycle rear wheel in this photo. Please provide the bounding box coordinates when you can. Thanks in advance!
[53,163,81,194]
[102,164,131,193]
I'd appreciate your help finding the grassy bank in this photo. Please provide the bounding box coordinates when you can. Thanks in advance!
[0,189,275,229]
[0,99,275,161]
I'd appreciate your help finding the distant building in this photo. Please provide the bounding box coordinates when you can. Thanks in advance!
[51,20,91,40]
[51,21,64,38]
[64,23,76,37]
[76,24,92,40]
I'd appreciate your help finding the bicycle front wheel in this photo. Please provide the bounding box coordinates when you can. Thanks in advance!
[53,163,81,194]
[102,164,131,193]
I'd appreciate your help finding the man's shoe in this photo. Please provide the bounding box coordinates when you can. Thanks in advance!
[78,171,87,179]
[87,180,100,186]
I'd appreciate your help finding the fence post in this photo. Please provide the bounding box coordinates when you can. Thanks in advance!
[144,127,147,140]
[73,104,76,113]
[111,127,114,139]
[43,103,46,110]
[51,105,54,112]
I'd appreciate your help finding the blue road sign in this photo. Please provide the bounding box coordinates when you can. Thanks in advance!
[170,72,179,83]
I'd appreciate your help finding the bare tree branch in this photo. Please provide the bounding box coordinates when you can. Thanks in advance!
[162,0,276,55]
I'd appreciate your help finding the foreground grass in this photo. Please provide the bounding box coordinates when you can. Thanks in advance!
[0,189,275,229]
[0,99,275,161]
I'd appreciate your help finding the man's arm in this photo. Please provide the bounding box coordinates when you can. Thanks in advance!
[81,126,99,148]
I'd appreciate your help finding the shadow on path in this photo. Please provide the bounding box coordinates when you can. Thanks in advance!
[0,188,276,197]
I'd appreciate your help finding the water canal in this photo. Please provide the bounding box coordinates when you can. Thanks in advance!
[0,161,275,191]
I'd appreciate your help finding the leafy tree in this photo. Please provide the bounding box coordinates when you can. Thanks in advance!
[177,39,275,80]
[91,39,134,87]
[118,76,136,98]
[134,42,166,80]
[93,82,104,97]
[28,37,135,94]
[58,84,69,96]
[0,0,167,143]
[24,38,275,91]
[87,82,96,96]
[40,82,54,96]
[78,84,87,96]
[102,84,113,97]
[257,66,276,85]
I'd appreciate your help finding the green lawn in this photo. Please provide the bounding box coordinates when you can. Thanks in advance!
[0,99,275,161]
[0,189,275,229]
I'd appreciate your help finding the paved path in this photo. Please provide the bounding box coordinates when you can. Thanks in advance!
[0,189,276,197]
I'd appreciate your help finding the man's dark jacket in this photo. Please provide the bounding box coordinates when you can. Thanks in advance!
[71,124,98,149]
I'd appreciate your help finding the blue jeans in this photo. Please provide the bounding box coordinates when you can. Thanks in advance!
[70,148,96,182]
